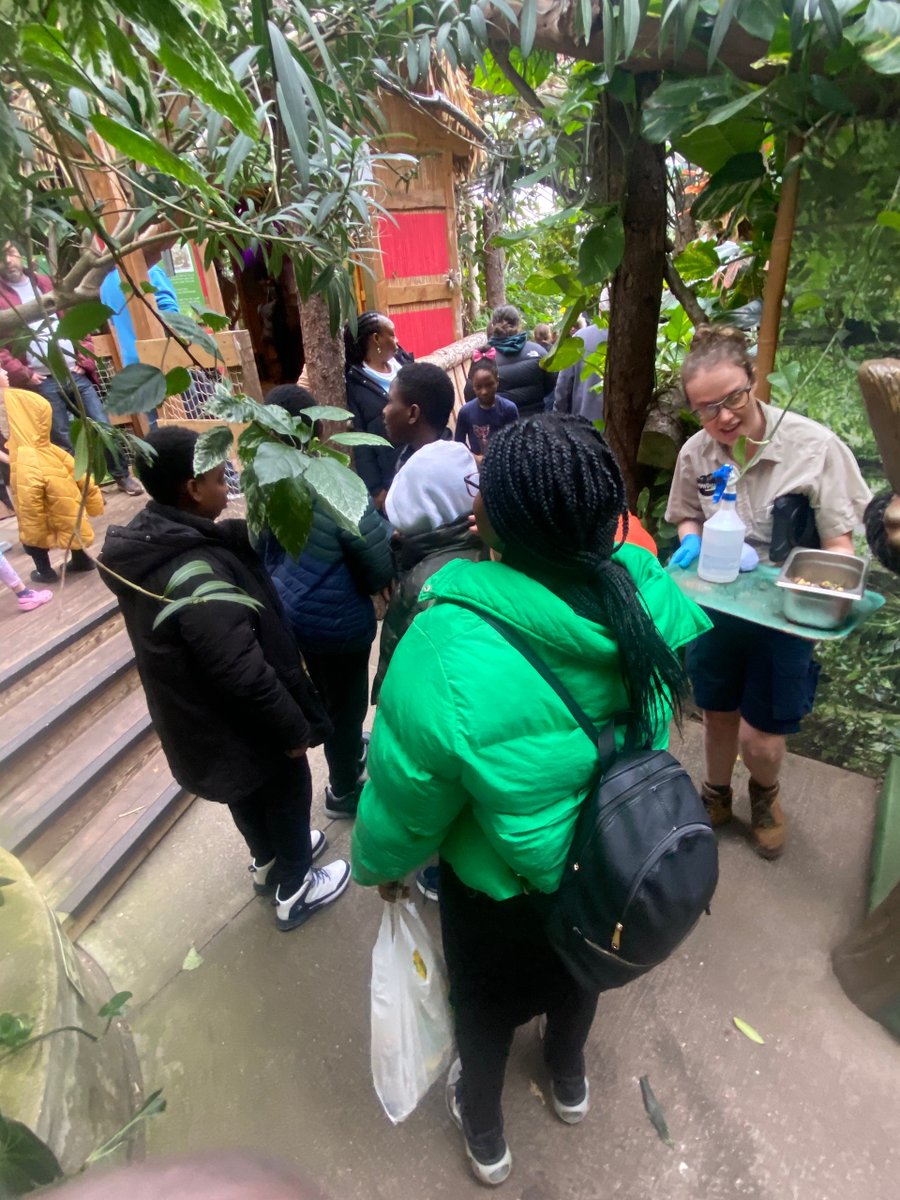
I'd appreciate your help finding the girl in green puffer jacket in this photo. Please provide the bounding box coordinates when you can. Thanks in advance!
[351,414,709,1186]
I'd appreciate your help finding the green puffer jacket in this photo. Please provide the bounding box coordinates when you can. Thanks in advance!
[351,546,711,900]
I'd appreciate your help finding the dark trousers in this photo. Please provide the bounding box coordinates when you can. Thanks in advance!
[24,545,91,573]
[438,861,600,1139]
[303,646,370,797]
[37,374,125,479]
[228,756,313,894]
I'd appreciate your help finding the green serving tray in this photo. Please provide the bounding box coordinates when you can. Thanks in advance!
[666,561,885,641]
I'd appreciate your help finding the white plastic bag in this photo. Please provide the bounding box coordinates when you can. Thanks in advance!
[370,899,454,1123]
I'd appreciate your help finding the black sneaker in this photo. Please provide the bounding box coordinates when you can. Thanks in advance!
[416,864,440,902]
[31,567,59,584]
[445,1058,512,1186]
[324,783,360,819]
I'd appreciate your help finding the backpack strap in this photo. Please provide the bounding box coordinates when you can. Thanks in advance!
[448,600,620,772]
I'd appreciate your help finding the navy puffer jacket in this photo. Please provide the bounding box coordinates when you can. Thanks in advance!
[261,500,394,655]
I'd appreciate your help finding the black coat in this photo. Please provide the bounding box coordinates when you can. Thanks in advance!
[463,341,557,417]
[100,502,329,805]
[345,366,400,497]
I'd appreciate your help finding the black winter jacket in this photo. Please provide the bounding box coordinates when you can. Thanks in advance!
[372,515,482,701]
[463,340,556,417]
[260,499,394,655]
[345,366,400,497]
[100,502,329,805]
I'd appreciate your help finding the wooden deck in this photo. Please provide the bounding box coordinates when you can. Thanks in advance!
[0,489,195,935]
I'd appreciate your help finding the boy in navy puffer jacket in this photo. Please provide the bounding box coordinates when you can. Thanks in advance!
[260,386,395,818]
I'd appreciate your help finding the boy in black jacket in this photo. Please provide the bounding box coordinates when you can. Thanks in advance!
[100,427,350,931]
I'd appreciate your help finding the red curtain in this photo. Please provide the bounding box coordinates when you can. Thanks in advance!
[379,212,449,278]
[392,308,455,358]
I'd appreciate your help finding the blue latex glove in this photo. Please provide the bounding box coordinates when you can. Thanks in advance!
[671,533,701,569]
[739,542,759,572]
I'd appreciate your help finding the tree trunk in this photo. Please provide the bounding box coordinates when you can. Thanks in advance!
[462,192,483,332]
[603,83,668,508]
[756,133,803,403]
[299,291,347,410]
[482,198,506,312]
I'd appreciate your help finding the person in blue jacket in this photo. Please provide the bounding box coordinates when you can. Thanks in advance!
[259,385,395,819]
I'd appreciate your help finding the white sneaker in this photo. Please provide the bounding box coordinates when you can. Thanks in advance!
[248,831,327,898]
[537,1015,590,1124]
[275,859,351,931]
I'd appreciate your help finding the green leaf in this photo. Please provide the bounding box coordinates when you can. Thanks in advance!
[677,115,765,174]
[304,456,369,534]
[692,88,767,130]
[55,301,114,342]
[673,239,720,283]
[163,559,215,596]
[862,33,900,74]
[71,418,90,482]
[91,115,210,194]
[253,441,310,486]
[733,1016,765,1044]
[223,133,255,192]
[163,312,221,360]
[792,291,824,314]
[165,366,192,396]
[808,75,854,115]
[541,336,585,372]
[876,210,900,231]
[577,215,625,286]
[817,0,844,49]
[0,1111,64,1195]
[327,431,391,447]
[84,1090,167,1165]
[152,592,262,629]
[707,0,740,68]
[0,1014,34,1049]
[298,405,354,424]
[182,946,204,971]
[104,363,167,416]
[157,43,257,139]
[520,0,538,57]
[98,991,133,1020]
[639,1075,674,1148]
[195,309,230,332]
[265,476,315,558]
[193,426,234,475]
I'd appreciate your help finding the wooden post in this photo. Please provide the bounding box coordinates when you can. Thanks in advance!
[482,197,506,312]
[755,134,803,403]
[858,358,900,492]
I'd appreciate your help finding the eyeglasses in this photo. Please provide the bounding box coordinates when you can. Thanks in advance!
[464,472,480,498]
[692,384,752,424]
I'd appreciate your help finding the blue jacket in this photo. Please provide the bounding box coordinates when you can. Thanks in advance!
[101,265,180,366]
[261,500,394,655]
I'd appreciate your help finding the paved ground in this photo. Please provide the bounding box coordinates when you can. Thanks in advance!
[82,722,900,1200]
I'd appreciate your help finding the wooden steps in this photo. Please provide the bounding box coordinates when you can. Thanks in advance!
[0,517,194,934]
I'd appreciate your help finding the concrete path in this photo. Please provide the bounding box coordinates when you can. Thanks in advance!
[82,723,900,1200]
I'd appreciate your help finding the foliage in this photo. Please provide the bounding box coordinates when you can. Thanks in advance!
[0,989,162,1197]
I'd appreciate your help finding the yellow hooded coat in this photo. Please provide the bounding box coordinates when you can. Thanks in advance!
[4,387,104,549]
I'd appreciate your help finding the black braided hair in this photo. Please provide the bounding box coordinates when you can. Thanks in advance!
[480,412,687,743]
[343,311,387,368]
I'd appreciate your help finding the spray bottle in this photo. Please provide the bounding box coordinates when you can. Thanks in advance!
[698,464,746,584]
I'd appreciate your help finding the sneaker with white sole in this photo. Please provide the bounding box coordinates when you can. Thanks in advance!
[445,1058,512,1187]
[275,859,351,931]
[248,830,327,897]
[537,1015,591,1124]
[324,784,360,819]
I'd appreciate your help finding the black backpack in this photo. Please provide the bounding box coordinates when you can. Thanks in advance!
[457,605,719,993]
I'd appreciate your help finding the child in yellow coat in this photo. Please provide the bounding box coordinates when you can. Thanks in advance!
[1,369,104,583]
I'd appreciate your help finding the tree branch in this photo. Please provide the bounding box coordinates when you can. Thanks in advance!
[663,255,706,327]
[374,75,488,145]
[488,41,546,117]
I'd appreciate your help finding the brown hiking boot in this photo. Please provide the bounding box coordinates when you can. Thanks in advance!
[749,778,785,860]
[701,782,733,827]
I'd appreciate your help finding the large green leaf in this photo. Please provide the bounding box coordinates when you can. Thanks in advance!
[193,425,234,474]
[677,115,766,174]
[91,116,210,194]
[540,336,585,371]
[328,431,391,448]
[0,1112,63,1196]
[298,405,354,424]
[163,312,220,360]
[265,476,315,558]
[252,441,309,486]
[520,0,538,57]
[863,33,900,74]
[103,363,167,415]
[673,239,720,283]
[577,215,625,286]
[164,560,214,596]
[304,455,368,533]
[55,301,114,342]
[157,44,257,140]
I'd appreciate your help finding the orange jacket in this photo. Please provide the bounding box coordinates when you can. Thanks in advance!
[3,387,103,549]
[617,513,658,557]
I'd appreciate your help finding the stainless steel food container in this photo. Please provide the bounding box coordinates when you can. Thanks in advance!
[775,547,869,630]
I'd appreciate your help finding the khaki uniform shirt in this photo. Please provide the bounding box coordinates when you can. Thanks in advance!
[665,402,872,563]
